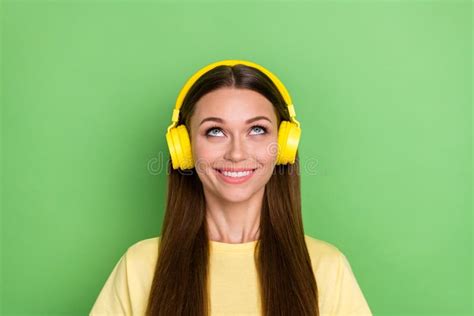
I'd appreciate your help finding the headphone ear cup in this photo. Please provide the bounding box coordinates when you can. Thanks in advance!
[276,121,289,165]
[166,127,179,170]
[177,125,194,170]
[166,125,194,170]
[277,121,301,165]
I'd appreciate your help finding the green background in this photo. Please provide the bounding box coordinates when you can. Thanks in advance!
[1,0,471,315]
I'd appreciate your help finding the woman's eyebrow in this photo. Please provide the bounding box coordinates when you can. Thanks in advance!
[199,116,272,126]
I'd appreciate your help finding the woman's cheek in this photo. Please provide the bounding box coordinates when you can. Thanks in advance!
[193,144,225,169]
[258,138,278,159]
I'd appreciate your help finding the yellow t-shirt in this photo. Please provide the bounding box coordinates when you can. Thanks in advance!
[90,235,372,316]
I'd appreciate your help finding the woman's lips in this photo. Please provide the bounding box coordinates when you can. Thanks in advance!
[214,168,256,184]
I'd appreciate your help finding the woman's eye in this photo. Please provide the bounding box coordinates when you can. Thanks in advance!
[206,127,224,137]
[250,125,267,135]
[205,125,267,137]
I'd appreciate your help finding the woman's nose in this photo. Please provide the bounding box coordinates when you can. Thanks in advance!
[223,136,248,162]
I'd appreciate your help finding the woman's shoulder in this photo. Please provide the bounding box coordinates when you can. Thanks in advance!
[128,236,160,250]
[303,234,372,315]
[124,236,161,266]
[303,234,345,268]
[304,234,342,254]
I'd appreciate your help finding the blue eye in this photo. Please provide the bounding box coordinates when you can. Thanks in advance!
[206,126,224,137]
[250,125,267,135]
[205,125,267,137]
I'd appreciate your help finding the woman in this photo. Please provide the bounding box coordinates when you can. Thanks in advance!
[90,59,372,316]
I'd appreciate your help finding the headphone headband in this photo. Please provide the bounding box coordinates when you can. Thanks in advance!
[167,59,300,134]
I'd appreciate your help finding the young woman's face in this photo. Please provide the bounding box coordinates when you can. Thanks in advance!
[189,87,279,204]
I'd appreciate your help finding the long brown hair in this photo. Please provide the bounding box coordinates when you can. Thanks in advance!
[146,63,319,315]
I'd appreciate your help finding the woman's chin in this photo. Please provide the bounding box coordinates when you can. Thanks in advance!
[217,185,266,204]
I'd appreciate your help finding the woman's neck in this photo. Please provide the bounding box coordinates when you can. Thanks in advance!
[204,189,263,244]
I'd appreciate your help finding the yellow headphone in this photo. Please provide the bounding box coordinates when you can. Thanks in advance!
[166,59,301,170]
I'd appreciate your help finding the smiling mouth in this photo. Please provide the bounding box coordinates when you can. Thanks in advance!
[214,168,257,178]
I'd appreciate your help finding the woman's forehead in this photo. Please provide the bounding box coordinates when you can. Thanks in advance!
[192,88,276,121]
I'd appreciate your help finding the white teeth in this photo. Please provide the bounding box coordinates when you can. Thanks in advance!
[221,170,253,178]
